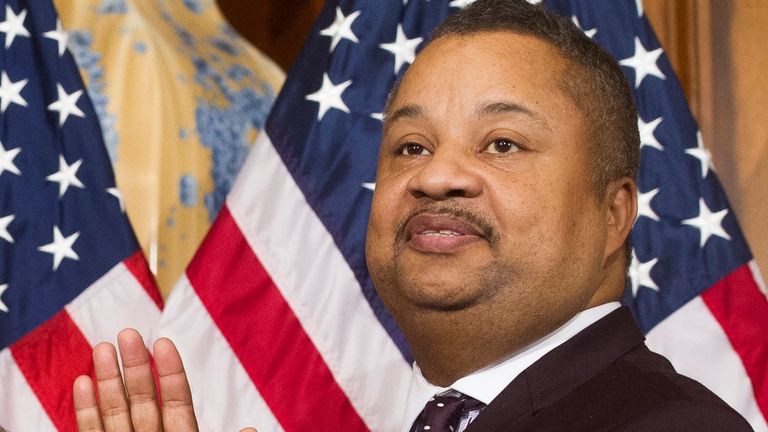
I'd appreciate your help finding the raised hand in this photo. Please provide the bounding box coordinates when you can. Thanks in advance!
[73,328,198,431]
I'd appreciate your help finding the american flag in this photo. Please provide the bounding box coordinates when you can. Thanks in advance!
[156,0,768,431]
[0,0,162,430]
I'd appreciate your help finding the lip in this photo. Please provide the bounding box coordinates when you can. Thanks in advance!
[405,213,485,253]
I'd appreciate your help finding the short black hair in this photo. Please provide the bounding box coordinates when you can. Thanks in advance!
[430,0,640,198]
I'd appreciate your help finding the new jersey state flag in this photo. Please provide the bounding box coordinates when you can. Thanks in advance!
[0,0,162,430]
[158,0,768,430]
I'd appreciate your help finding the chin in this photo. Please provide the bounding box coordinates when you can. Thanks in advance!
[409,295,482,312]
[370,250,507,314]
[397,270,493,312]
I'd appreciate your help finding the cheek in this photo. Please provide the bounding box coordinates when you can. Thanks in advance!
[366,181,408,256]
[492,178,596,258]
[491,179,547,235]
[369,184,401,228]
[545,190,606,277]
[366,199,390,256]
[371,168,415,216]
[365,214,389,290]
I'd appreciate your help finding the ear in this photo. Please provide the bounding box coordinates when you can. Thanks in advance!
[603,176,637,260]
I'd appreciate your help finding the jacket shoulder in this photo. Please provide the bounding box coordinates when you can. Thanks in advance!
[557,344,753,431]
[613,399,754,431]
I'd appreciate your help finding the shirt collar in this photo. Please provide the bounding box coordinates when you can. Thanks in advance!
[399,302,621,432]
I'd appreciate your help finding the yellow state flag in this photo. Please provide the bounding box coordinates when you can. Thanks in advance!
[54,0,285,295]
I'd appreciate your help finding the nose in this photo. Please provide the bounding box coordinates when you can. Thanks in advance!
[406,150,483,200]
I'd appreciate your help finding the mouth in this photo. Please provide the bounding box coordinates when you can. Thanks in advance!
[401,211,490,254]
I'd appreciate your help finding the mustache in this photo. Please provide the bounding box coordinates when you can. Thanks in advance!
[394,202,499,246]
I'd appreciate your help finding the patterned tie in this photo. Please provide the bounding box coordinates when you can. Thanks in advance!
[409,390,486,432]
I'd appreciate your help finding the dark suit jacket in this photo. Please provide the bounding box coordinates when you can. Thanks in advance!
[466,306,754,431]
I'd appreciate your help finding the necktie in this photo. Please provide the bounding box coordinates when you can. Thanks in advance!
[409,390,486,432]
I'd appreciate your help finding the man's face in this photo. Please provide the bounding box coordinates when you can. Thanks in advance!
[366,32,615,345]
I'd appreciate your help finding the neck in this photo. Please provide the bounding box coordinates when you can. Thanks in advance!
[392,271,626,386]
[400,305,560,386]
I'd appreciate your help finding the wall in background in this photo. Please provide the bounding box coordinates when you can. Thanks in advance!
[643,0,767,282]
[217,0,324,73]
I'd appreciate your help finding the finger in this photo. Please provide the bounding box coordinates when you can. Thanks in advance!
[154,337,198,430]
[239,428,258,432]
[92,342,133,432]
[73,375,104,432]
[117,328,162,431]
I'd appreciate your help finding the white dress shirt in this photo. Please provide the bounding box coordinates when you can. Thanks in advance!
[399,302,621,432]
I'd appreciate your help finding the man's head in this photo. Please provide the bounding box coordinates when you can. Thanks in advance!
[365,0,639,384]
[390,0,640,199]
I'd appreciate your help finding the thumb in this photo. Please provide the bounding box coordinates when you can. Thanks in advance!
[239,428,257,432]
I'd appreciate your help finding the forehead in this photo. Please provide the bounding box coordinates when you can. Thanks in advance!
[386,32,571,118]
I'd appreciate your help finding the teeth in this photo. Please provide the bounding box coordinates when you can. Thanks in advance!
[422,230,459,236]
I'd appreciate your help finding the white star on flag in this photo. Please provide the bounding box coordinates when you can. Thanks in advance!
[635,0,644,17]
[306,73,352,121]
[46,155,85,198]
[43,19,69,57]
[0,5,30,49]
[629,250,659,297]
[619,37,666,88]
[0,71,29,112]
[320,7,361,52]
[107,187,125,212]
[47,83,86,126]
[0,283,8,313]
[0,214,14,243]
[38,225,80,271]
[380,24,423,75]
[637,188,660,222]
[682,198,731,248]
[571,16,597,38]
[685,131,714,178]
[638,115,664,151]
[370,112,384,121]
[362,182,376,191]
[0,140,21,177]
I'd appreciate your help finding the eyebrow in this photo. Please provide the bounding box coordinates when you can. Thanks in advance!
[383,100,550,131]
[477,101,551,130]
[383,104,425,131]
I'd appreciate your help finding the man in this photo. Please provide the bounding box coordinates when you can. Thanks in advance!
[73,1,753,431]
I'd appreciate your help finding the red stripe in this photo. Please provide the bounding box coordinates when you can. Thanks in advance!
[11,310,94,432]
[124,250,164,309]
[187,205,369,431]
[701,264,768,420]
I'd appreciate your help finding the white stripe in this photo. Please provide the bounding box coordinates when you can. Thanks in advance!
[646,296,768,432]
[157,276,283,432]
[227,132,412,432]
[0,348,57,431]
[66,261,161,348]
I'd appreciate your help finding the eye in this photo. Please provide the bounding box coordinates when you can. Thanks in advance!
[399,142,430,156]
[484,137,522,154]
